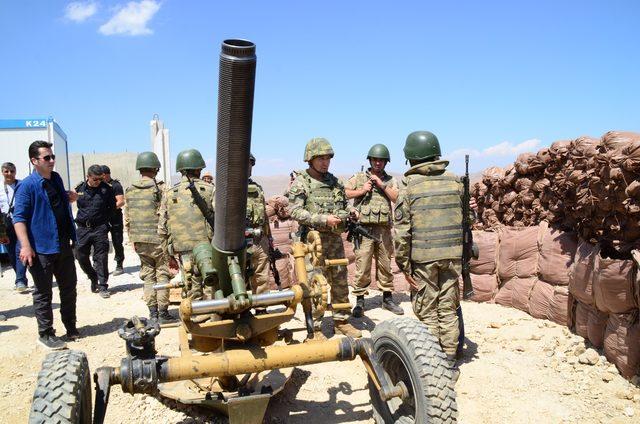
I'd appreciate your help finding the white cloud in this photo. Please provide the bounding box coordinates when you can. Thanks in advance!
[65,1,98,22]
[445,138,542,174]
[99,0,161,36]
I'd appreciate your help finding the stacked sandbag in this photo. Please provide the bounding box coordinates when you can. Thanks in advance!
[528,223,578,325]
[268,218,297,289]
[473,131,640,254]
[568,240,607,346]
[603,310,640,378]
[568,239,640,377]
[458,230,499,302]
[494,226,539,311]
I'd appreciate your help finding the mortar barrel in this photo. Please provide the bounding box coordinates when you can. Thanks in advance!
[213,39,256,252]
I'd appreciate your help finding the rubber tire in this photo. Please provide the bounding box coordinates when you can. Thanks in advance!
[29,350,92,424]
[369,317,457,423]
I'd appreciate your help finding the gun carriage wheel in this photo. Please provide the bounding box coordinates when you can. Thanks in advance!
[29,350,92,424]
[369,318,458,424]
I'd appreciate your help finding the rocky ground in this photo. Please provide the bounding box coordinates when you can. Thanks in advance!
[0,240,638,423]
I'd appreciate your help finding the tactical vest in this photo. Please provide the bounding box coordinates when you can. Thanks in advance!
[246,180,266,228]
[352,172,393,225]
[406,173,463,262]
[125,179,163,244]
[301,172,347,232]
[166,180,214,252]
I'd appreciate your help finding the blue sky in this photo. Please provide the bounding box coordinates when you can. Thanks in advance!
[1,1,639,176]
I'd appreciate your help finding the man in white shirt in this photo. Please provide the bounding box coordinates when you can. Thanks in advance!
[1,162,28,292]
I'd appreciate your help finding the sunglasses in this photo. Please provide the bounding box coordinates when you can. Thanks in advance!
[38,155,56,162]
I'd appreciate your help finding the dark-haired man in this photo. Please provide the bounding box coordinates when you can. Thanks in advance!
[13,140,78,350]
[101,165,125,275]
[74,165,115,298]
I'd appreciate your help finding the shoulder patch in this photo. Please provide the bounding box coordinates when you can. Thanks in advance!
[288,184,303,196]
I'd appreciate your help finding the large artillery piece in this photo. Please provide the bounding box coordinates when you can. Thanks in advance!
[28,39,457,424]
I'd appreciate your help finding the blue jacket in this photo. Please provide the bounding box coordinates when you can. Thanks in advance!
[12,170,76,254]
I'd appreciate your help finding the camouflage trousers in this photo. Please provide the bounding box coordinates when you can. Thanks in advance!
[315,231,350,324]
[411,259,461,357]
[352,224,395,296]
[249,235,270,297]
[135,242,170,309]
[177,251,204,300]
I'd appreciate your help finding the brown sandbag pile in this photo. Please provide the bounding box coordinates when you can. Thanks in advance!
[537,224,577,285]
[592,251,639,314]
[529,281,569,325]
[494,226,539,312]
[603,311,640,378]
[490,224,576,324]
[571,301,609,349]
[472,131,640,254]
[458,230,500,302]
[494,276,537,312]
[497,226,539,281]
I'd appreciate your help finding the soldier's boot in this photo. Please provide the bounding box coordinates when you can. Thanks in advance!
[158,307,178,325]
[382,292,404,315]
[334,321,362,338]
[148,306,159,322]
[447,354,460,383]
[113,261,124,276]
[352,296,365,318]
[90,279,99,293]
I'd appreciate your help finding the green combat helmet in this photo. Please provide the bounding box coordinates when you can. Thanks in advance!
[135,151,162,170]
[367,143,391,162]
[403,131,441,162]
[303,137,334,162]
[176,149,206,172]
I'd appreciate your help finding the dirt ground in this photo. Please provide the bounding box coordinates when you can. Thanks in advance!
[1,239,639,424]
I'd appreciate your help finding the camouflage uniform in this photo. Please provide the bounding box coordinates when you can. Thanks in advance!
[394,160,463,357]
[124,176,170,310]
[289,171,351,324]
[246,178,271,297]
[158,176,215,300]
[345,170,398,295]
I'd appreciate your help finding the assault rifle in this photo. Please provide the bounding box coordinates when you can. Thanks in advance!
[346,217,381,250]
[461,155,476,300]
[268,238,284,289]
[186,176,215,230]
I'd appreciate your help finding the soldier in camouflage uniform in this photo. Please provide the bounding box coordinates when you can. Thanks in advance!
[394,131,469,374]
[289,137,362,339]
[124,152,176,324]
[345,144,404,317]
[246,154,272,313]
[158,149,215,302]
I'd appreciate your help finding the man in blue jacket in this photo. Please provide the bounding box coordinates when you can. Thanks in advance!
[13,140,79,350]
